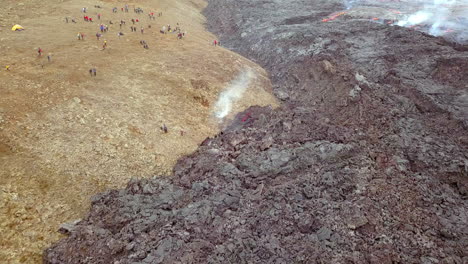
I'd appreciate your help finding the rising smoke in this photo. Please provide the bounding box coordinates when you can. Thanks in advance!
[213,68,254,120]
[396,0,468,43]
[343,0,468,44]
[397,0,452,34]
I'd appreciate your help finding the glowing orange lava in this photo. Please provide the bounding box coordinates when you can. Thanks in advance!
[322,11,346,22]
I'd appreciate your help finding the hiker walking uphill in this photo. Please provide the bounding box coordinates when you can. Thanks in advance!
[89,68,96,76]
[37,47,43,56]
[161,124,168,133]
[140,40,149,49]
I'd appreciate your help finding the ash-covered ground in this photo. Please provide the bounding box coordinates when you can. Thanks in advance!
[45,0,468,263]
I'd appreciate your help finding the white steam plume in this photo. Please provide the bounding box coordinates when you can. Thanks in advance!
[214,68,254,120]
[397,10,432,27]
[396,0,468,41]
[341,0,468,43]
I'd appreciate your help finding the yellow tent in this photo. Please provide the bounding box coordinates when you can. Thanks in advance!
[11,24,24,31]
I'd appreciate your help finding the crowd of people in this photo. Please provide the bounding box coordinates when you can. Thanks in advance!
[6,4,223,74]
[69,5,188,72]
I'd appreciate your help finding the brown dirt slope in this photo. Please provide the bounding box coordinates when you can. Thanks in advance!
[0,0,277,262]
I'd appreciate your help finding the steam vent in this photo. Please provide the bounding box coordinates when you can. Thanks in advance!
[0,0,467,263]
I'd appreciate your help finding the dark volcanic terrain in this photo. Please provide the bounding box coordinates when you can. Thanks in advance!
[45,0,468,263]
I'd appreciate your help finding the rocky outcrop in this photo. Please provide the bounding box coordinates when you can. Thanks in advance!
[44,0,468,263]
